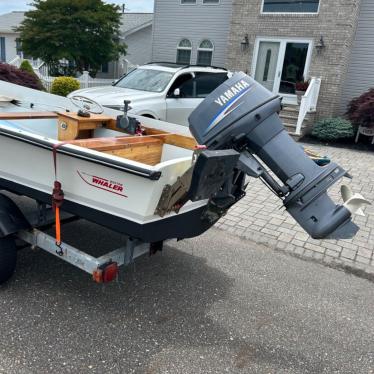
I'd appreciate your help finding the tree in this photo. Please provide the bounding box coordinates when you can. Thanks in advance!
[17,0,126,76]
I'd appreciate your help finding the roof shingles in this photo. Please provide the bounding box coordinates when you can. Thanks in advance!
[0,11,153,34]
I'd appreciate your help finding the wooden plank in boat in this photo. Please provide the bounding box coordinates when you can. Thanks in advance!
[103,142,163,166]
[145,128,197,150]
[70,136,162,151]
[57,112,114,123]
[105,120,197,150]
[0,112,58,120]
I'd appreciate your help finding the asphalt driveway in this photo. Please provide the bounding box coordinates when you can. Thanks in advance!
[0,217,373,373]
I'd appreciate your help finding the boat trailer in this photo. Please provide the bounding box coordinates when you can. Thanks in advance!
[0,196,158,284]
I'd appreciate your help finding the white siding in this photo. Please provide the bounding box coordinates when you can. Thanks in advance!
[0,33,18,63]
[152,0,233,67]
[340,0,374,112]
[124,25,153,66]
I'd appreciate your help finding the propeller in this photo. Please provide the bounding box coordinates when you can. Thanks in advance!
[341,185,371,217]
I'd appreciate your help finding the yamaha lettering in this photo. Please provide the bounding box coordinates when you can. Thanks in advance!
[214,79,251,107]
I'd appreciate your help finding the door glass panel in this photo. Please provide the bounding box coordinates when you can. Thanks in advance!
[279,42,309,94]
[254,41,280,92]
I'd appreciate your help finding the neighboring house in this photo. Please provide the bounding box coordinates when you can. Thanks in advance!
[97,12,153,79]
[0,11,24,63]
[339,0,374,112]
[151,0,233,67]
[0,11,153,79]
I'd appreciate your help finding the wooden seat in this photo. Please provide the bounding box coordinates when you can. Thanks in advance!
[57,112,115,141]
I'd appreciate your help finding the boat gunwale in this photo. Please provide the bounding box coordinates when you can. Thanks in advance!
[0,125,162,180]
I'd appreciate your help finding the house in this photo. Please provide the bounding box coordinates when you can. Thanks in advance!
[97,12,153,79]
[151,0,233,67]
[0,11,24,63]
[228,0,374,121]
[0,11,153,79]
[151,0,374,136]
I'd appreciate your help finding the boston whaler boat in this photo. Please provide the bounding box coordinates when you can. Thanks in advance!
[0,73,370,284]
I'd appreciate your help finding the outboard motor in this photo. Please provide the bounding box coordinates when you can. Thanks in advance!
[189,72,369,239]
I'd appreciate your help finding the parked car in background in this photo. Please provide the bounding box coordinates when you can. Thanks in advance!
[68,63,231,126]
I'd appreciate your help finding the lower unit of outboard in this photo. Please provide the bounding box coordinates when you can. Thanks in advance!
[188,72,369,239]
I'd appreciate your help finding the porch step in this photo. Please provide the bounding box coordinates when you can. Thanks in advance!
[281,105,300,113]
[279,104,316,141]
[283,121,314,141]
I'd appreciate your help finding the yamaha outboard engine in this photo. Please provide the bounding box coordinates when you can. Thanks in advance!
[189,72,369,239]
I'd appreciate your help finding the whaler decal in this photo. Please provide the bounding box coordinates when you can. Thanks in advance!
[204,80,253,135]
[77,171,128,198]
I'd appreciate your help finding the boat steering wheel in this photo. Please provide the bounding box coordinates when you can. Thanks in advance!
[69,95,104,114]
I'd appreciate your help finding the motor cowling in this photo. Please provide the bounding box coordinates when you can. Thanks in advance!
[189,72,369,239]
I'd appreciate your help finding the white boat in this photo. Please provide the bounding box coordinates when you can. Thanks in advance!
[0,72,369,284]
[0,80,214,243]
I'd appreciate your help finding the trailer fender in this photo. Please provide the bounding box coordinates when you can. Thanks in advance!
[0,193,31,238]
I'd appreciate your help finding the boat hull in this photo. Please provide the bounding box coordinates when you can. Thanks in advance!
[0,126,211,242]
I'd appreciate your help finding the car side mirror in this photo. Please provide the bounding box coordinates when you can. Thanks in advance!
[173,88,181,98]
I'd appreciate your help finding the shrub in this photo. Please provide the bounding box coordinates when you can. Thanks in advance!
[0,62,44,90]
[346,88,374,129]
[19,60,34,74]
[51,76,80,97]
[19,60,45,91]
[311,117,355,141]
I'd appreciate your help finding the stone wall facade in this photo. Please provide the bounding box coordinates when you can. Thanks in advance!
[226,0,362,118]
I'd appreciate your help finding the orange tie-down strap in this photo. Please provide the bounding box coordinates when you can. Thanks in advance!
[52,142,69,255]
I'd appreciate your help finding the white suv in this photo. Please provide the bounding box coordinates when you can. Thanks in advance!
[68,63,231,126]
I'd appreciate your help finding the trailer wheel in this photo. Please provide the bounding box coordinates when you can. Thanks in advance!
[0,237,17,285]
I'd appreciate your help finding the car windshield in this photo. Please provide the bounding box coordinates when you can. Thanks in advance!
[114,68,174,92]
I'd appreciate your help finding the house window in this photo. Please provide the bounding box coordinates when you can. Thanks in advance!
[197,40,214,66]
[181,0,196,4]
[262,0,320,13]
[16,38,23,57]
[0,37,6,62]
[203,0,219,4]
[100,62,109,73]
[176,39,192,64]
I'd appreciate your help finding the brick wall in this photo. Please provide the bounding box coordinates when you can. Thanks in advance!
[227,0,361,119]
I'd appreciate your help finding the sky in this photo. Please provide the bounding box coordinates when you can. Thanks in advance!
[0,0,154,14]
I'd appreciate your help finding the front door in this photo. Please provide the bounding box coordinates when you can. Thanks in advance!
[254,41,280,92]
[253,39,312,102]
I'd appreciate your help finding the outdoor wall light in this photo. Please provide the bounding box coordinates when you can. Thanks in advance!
[315,36,325,54]
[240,34,250,52]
